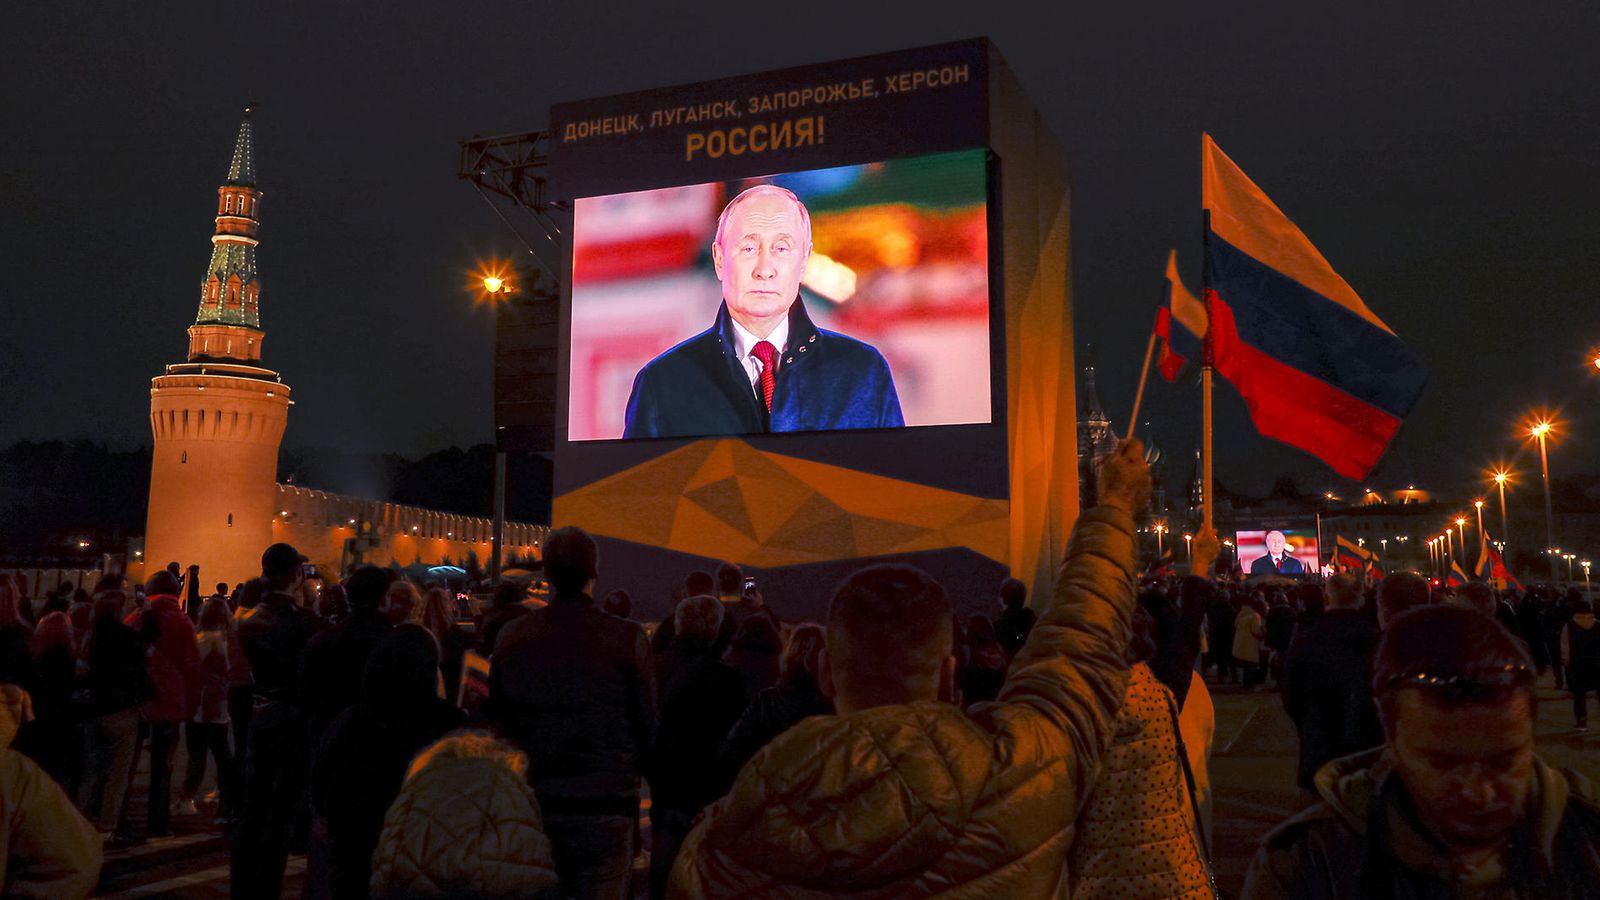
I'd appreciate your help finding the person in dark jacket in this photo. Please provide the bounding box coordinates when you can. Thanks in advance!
[232,543,322,900]
[1263,591,1297,686]
[647,595,747,899]
[1280,573,1384,792]
[485,527,656,900]
[958,615,1008,706]
[1562,599,1600,731]
[1207,592,1237,683]
[1244,605,1600,900]
[0,580,34,690]
[16,612,78,793]
[1517,591,1549,672]
[1143,529,1219,708]
[76,592,152,840]
[477,580,533,658]
[1545,592,1573,690]
[309,625,466,900]
[721,614,781,708]
[299,566,396,745]
[991,577,1036,659]
[622,186,903,439]
[716,623,832,783]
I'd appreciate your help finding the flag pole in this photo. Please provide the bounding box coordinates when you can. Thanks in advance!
[1201,209,1215,535]
[1127,332,1157,440]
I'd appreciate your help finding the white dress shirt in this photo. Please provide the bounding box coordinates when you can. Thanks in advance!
[728,316,789,391]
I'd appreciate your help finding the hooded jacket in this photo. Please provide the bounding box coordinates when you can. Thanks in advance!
[1241,747,1600,900]
[368,755,560,900]
[668,504,1137,898]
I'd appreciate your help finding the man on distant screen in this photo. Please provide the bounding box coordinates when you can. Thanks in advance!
[622,184,904,439]
[1250,530,1306,575]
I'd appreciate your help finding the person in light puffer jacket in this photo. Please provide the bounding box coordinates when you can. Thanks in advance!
[369,730,560,900]
[670,439,1151,898]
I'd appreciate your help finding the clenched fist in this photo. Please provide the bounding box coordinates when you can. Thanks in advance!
[1097,438,1152,516]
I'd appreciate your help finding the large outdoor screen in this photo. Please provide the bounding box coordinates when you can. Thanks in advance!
[567,148,992,442]
[1236,527,1321,579]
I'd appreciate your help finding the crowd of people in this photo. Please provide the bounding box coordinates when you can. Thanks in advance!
[1,438,1598,898]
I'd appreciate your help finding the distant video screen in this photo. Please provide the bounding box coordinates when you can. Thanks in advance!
[1236,528,1320,577]
[567,149,992,441]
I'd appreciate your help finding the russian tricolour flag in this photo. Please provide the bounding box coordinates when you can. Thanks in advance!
[1156,250,1207,381]
[1202,135,1428,480]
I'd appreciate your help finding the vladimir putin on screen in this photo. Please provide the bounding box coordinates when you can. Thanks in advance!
[622,185,903,439]
[1249,529,1306,575]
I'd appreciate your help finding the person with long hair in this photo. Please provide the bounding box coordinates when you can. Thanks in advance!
[16,612,78,790]
[176,597,238,822]
[415,587,467,699]
[717,622,833,783]
[958,615,1008,707]
[0,577,34,688]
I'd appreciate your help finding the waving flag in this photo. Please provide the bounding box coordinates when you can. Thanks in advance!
[1447,560,1469,588]
[1155,250,1208,381]
[1202,135,1428,480]
[1335,535,1372,572]
[1475,532,1523,591]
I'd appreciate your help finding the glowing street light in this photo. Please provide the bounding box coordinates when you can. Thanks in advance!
[1490,468,1512,550]
[1473,499,1485,550]
[1183,533,1193,559]
[1527,416,1559,581]
[482,275,504,294]
[1583,559,1592,590]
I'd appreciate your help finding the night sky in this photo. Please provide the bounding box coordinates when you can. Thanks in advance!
[3,2,1596,498]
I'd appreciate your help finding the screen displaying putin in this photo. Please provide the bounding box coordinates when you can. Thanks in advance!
[1236,528,1321,578]
[566,148,993,442]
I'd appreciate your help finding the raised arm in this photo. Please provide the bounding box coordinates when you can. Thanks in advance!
[991,439,1149,802]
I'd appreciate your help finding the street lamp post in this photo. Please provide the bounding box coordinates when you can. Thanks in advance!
[1564,554,1576,583]
[1446,525,1455,567]
[1531,421,1558,581]
[1492,470,1511,549]
[1183,533,1193,560]
[1473,500,1485,548]
[481,270,517,589]
[1583,560,1592,590]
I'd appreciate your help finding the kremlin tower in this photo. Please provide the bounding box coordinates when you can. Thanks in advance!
[144,109,292,590]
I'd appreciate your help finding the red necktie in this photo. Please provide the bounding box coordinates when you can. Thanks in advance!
[751,340,777,413]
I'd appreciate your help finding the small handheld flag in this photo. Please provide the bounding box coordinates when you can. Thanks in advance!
[1447,560,1469,588]
[1475,532,1523,591]
[1156,250,1207,382]
[1202,135,1429,480]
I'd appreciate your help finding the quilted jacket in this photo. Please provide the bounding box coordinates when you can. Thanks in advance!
[0,748,102,899]
[1067,663,1211,899]
[669,504,1138,898]
[368,755,560,899]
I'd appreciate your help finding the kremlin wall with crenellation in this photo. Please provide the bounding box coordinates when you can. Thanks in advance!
[135,110,543,588]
